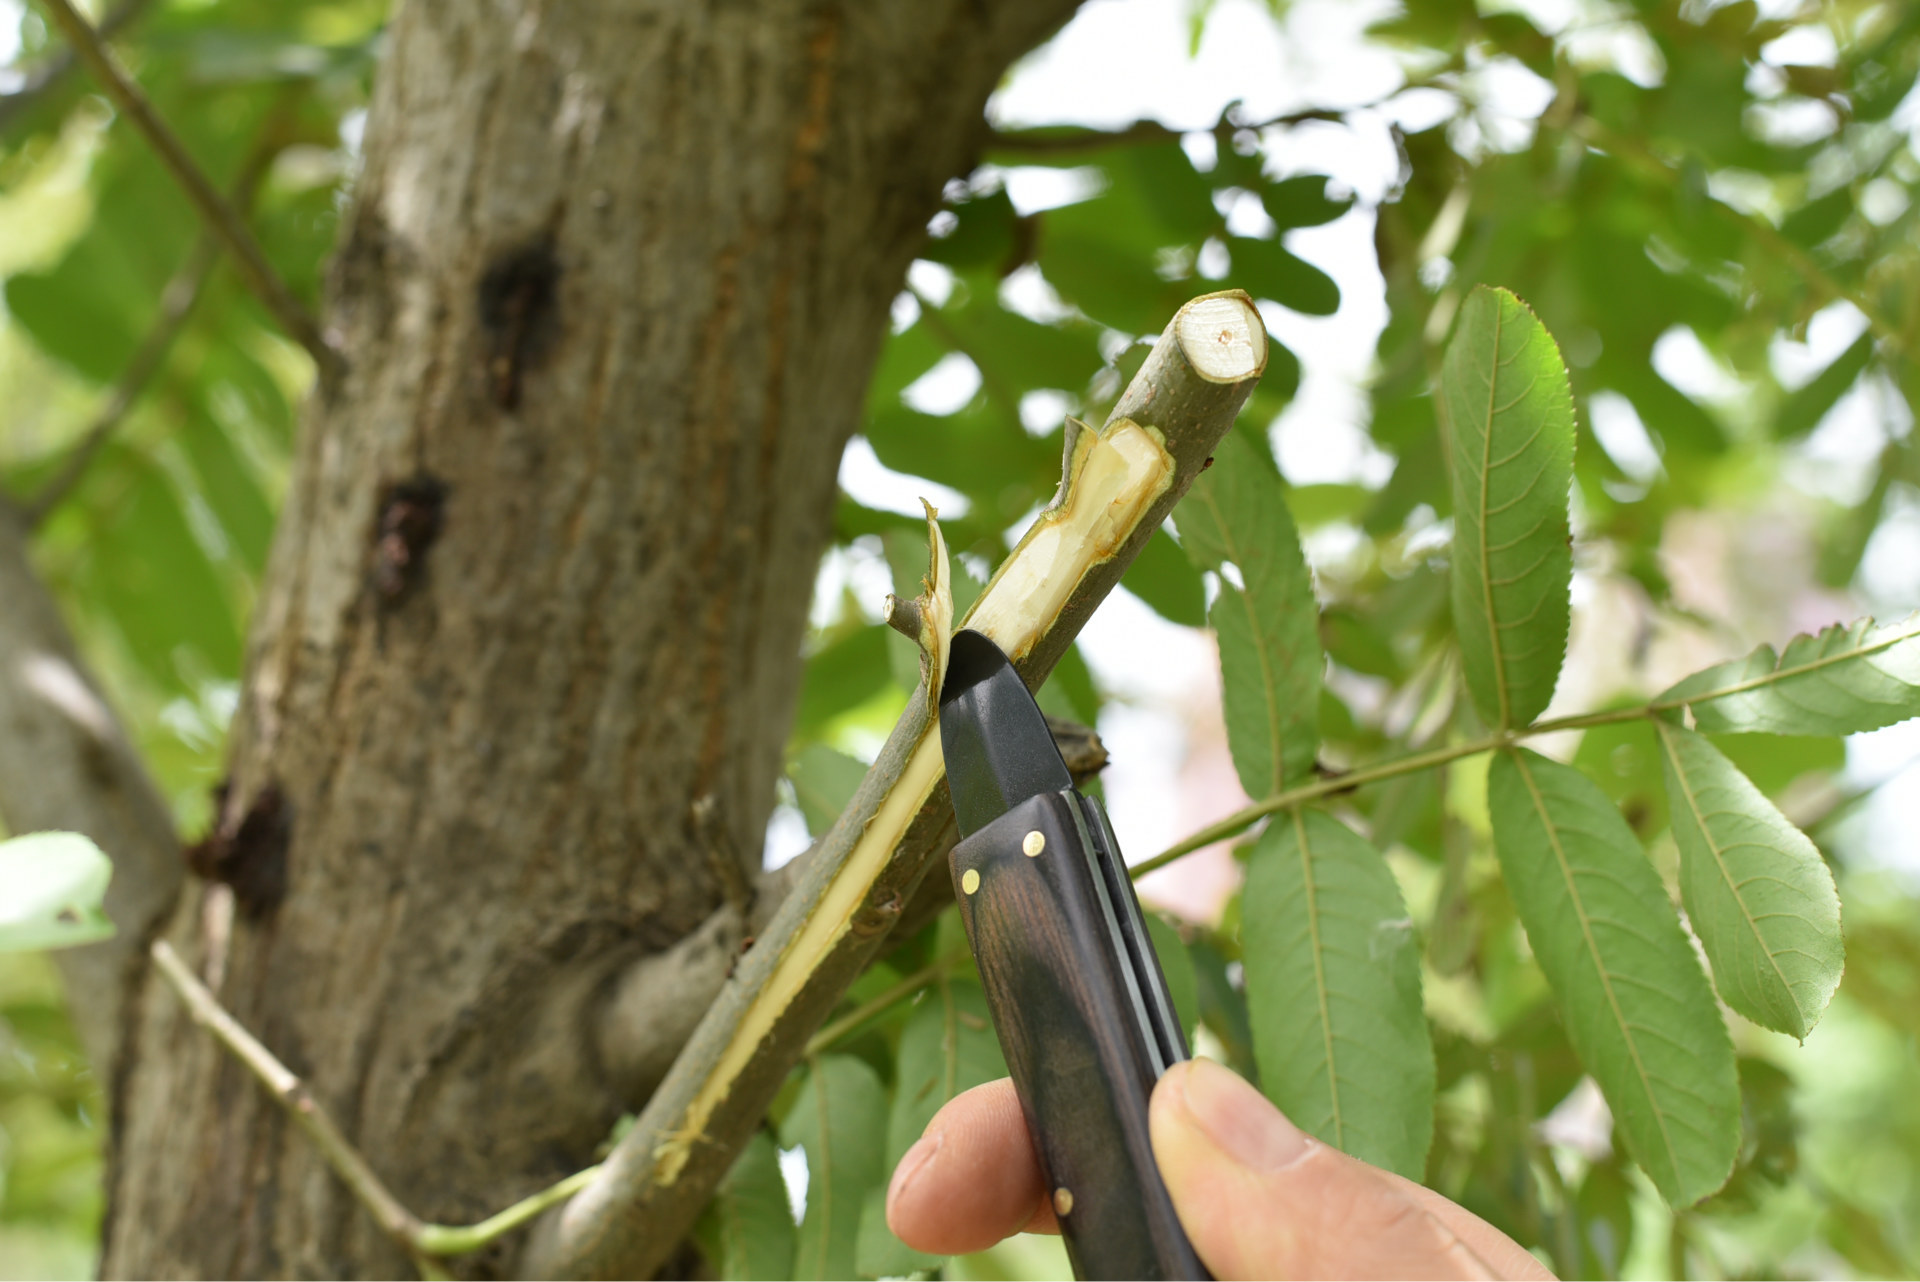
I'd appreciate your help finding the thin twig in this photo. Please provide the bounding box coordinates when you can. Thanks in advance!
[24,88,299,526]
[149,941,430,1260]
[412,1166,604,1258]
[0,0,152,132]
[31,0,344,384]
[150,939,601,1268]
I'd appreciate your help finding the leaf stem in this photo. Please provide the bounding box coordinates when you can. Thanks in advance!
[1132,702,1652,877]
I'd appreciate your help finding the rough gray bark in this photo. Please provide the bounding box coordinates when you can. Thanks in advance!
[0,507,182,1072]
[103,0,1080,1276]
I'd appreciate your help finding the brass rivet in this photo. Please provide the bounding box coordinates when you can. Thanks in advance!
[1053,1186,1074,1216]
[961,868,980,895]
[1022,830,1046,857]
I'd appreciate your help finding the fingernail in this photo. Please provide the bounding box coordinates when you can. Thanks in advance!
[887,1129,943,1218]
[1174,1058,1311,1173]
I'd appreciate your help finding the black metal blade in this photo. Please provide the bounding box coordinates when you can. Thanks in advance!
[939,630,1074,838]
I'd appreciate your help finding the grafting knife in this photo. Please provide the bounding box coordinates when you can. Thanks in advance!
[938,628,1210,1282]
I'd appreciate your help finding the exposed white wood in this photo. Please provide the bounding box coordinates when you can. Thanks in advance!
[1175,293,1267,383]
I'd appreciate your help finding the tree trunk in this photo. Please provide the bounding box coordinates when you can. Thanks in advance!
[103,1,1077,1275]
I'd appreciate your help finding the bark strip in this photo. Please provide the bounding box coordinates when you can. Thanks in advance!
[536,290,1266,1279]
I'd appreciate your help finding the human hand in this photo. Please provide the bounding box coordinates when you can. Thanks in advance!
[885,1056,1554,1280]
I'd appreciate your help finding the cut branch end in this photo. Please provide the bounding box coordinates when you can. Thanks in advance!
[1174,293,1267,384]
[884,594,923,643]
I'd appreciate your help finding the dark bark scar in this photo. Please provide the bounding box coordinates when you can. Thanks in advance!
[371,473,449,604]
[478,231,562,409]
[184,780,292,920]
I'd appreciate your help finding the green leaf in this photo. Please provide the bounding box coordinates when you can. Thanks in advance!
[1120,527,1206,626]
[882,977,1006,1168]
[0,833,115,954]
[1258,174,1352,230]
[1144,914,1200,1037]
[1174,432,1320,797]
[1653,722,1843,1039]
[178,417,275,573]
[1774,331,1873,440]
[70,446,243,692]
[794,626,893,739]
[1242,809,1434,1179]
[1655,614,1920,736]
[857,977,1007,1278]
[1488,749,1739,1206]
[781,1054,888,1281]
[922,189,1018,271]
[788,744,869,836]
[1227,235,1340,316]
[1442,285,1576,730]
[705,1130,796,1281]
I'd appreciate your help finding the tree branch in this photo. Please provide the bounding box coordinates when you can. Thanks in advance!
[532,291,1268,1280]
[0,0,151,133]
[0,506,183,1071]
[30,0,344,384]
[988,107,1348,155]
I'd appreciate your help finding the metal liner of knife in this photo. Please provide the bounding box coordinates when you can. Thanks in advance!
[938,628,1210,1282]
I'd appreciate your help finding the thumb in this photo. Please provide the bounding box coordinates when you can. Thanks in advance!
[1149,1058,1550,1281]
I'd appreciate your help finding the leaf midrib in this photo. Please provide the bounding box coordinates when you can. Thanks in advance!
[1199,485,1289,795]
[1475,301,1513,728]
[1293,808,1343,1148]
[1510,750,1684,1194]
[1655,722,1799,1028]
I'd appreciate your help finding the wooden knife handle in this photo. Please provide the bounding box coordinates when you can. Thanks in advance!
[951,789,1209,1282]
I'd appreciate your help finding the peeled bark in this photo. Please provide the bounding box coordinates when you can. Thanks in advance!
[103,0,1079,1275]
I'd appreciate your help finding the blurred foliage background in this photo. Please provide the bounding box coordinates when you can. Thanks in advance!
[2,0,1917,1276]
